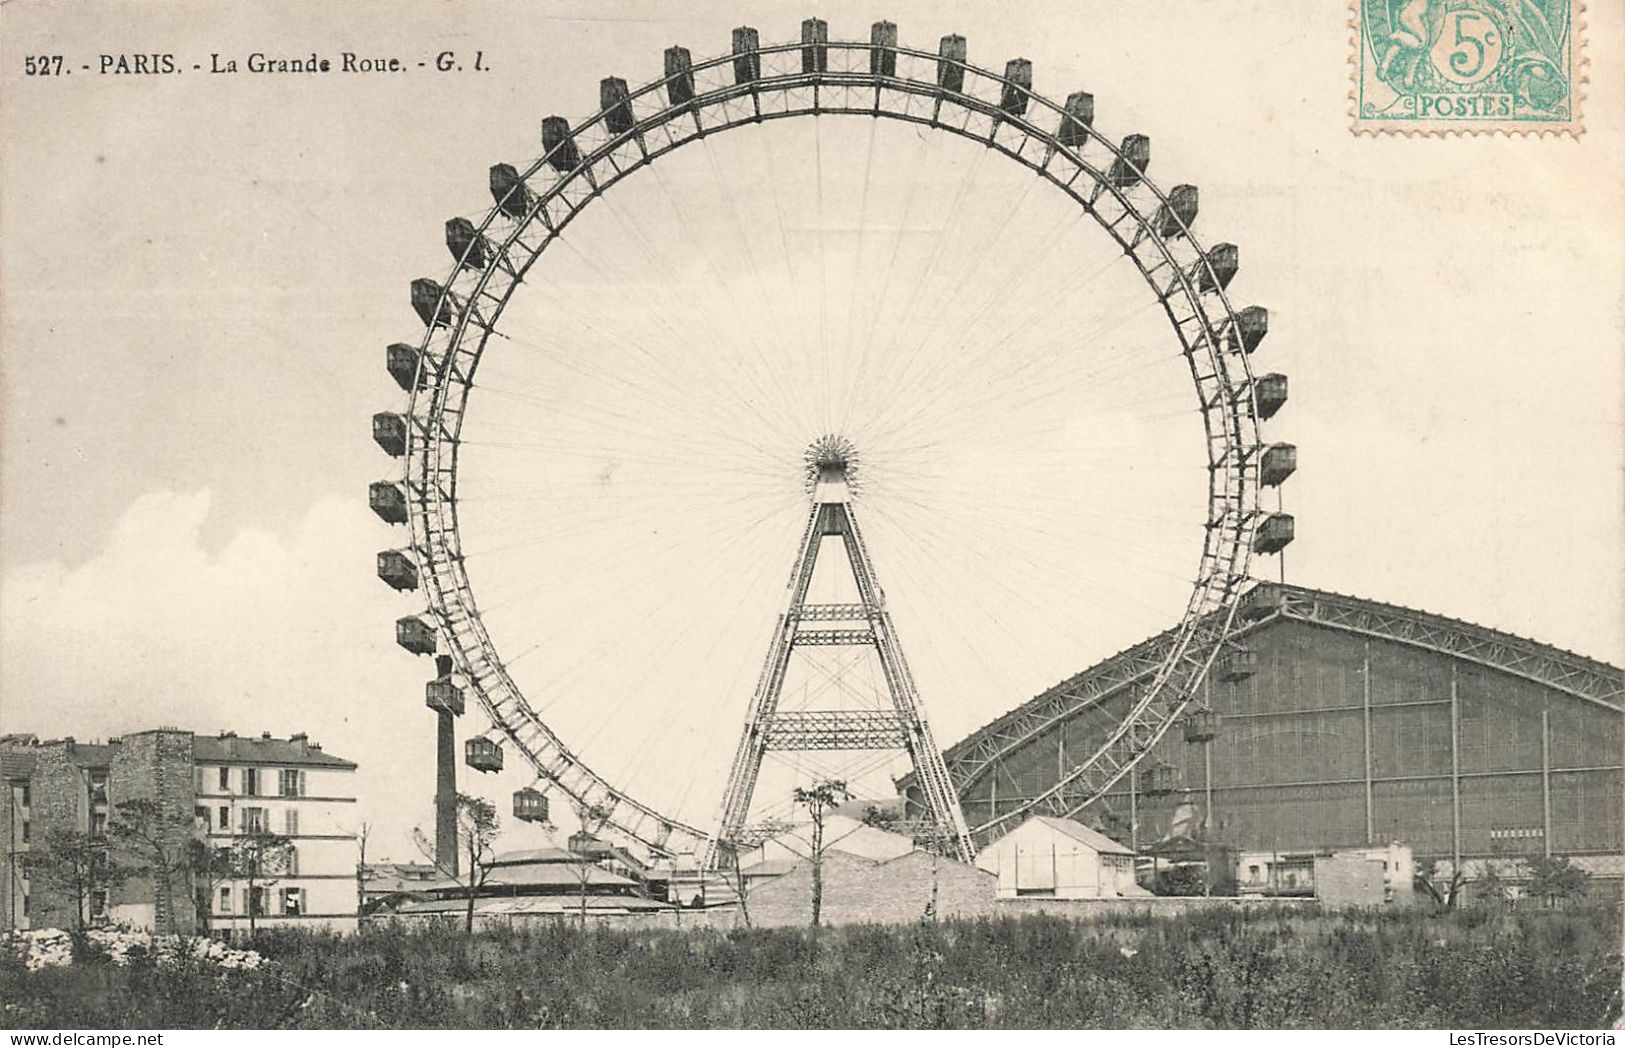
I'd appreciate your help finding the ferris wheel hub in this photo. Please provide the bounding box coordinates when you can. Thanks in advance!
[804,433,859,495]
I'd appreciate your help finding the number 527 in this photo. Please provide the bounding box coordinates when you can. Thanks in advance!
[25,55,66,76]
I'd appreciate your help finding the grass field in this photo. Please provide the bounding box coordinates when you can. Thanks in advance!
[4,904,1621,1029]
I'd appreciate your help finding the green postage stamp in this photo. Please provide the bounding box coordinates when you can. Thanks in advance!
[1354,0,1581,133]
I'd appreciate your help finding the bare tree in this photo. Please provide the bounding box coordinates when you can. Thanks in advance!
[354,821,372,919]
[109,798,193,935]
[792,779,850,929]
[718,842,753,929]
[228,829,295,937]
[188,839,235,935]
[415,792,500,935]
[22,827,131,932]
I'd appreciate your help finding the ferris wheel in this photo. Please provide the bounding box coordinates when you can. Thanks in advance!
[369,19,1293,862]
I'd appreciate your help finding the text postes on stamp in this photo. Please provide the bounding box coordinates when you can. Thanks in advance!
[1355,0,1581,134]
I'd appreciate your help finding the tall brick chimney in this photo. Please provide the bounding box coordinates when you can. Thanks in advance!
[433,655,458,875]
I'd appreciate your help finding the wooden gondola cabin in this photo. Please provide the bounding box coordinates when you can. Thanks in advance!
[513,788,550,823]
[395,616,436,655]
[466,737,504,773]
[376,550,418,591]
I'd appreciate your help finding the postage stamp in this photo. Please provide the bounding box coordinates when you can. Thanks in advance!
[1353,0,1582,134]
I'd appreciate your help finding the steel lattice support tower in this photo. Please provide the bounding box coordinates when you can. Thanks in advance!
[707,439,974,866]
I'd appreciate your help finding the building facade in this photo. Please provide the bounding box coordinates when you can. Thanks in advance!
[974,815,1141,898]
[906,584,1624,896]
[1,729,359,934]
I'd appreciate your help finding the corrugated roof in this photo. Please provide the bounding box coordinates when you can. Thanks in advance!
[925,582,1624,783]
[418,861,633,894]
[739,859,801,879]
[489,847,578,866]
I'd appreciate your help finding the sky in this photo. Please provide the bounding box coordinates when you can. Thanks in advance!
[1,0,1621,861]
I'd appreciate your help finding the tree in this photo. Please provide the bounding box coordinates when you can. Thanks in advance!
[22,827,131,932]
[1150,863,1208,897]
[792,779,850,930]
[228,829,295,937]
[1474,859,1515,907]
[188,838,235,934]
[109,798,193,936]
[1525,855,1590,906]
[859,804,901,832]
[1415,864,1465,910]
[716,841,753,929]
[415,792,500,935]
[354,821,372,919]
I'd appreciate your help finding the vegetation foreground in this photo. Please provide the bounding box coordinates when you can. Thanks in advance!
[4,906,1621,1029]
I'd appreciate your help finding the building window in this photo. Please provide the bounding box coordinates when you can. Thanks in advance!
[218,767,229,791]
[245,768,260,796]
[90,812,108,837]
[283,809,300,836]
[21,820,29,844]
[89,772,109,805]
[21,894,29,917]
[250,887,267,917]
[218,805,229,830]
[281,887,303,916]
[195,806,209,829]
[241,807,267,834]
[218,886,232,914]
[19,785,29,808]
[286,847,299,876]
[280,769,304,798]
[90,889,109,919]
[1248,864,1260,880]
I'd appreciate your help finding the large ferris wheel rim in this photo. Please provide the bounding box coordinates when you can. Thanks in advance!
[396,27,1267,857]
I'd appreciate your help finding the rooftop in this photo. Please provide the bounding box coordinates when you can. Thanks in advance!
[193,731,356,769]
[0,729,356,770]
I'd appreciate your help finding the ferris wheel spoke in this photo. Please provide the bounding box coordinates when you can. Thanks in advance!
[380,27,1282,859]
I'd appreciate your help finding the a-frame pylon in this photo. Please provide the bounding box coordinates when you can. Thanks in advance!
[707,437,973,867]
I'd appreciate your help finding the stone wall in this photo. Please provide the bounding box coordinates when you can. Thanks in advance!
[26,743,87,929]
[668,851,1314,932]
[744,850,996,928]
[108,730,197,934]
[1313,854,1388,909]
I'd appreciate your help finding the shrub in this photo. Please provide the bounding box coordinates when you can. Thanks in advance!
[2,904,1619,1029]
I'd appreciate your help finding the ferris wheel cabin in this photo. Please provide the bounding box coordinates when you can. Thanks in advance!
[465,737,504,774]
[1183,707,1222,744]
[1200,244,1239,291]
[1218,647,1259,682]
[1253,513,1295,555]
[1260,443,1298,487]
[425,676,464,717]
[1254,373,1289,419]
[513,787,550,823]
[369,481,408,524]
[376,550,418,592]
[1108,134,1151,189]
[395,615,436,656]
[445,217,489,270]
[372,413,407,457]
[386,343,423,391]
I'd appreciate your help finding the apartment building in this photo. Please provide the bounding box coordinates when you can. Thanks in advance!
[2,729,359,933]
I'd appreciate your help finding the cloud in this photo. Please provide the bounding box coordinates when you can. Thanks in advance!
[1,489,437,859]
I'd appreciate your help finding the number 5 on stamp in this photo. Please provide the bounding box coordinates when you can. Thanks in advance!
[1353,0,1582,134]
